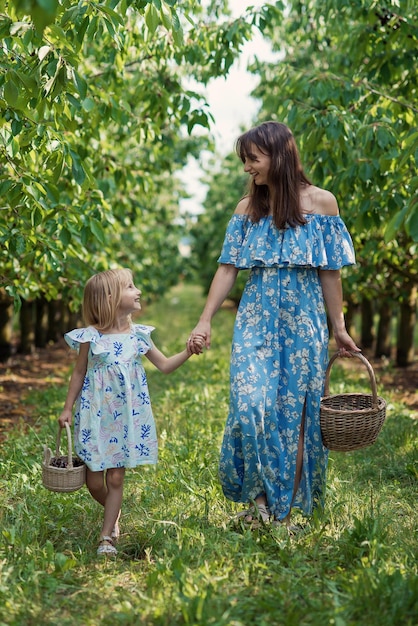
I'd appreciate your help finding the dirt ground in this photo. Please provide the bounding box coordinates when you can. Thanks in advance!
[0,341,73,442]
[0,342,417,443]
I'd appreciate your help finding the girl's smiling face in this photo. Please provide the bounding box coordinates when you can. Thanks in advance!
[242,143,271,186]
[119,280,142,314]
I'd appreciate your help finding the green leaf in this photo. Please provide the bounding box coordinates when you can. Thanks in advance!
[0,14,12,38]
[37,0,59,13]
[171,9,181,31]
[172,22,183,46]
[90,218,106,244]
[31,3,58,34]
[59,227,71,246]
[405,200,418,242]
[82,97,95,112]
[31,207,43,228]
[4,79,19,106]
[160,5,171,30]
[11,119,23,136]
[145,3,159,33]
[96,4,124,25]
[73,70,88,99]
[384,207,408,243]
[70,151,86,185]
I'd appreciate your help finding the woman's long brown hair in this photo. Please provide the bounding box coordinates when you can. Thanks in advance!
[236,121,312,229]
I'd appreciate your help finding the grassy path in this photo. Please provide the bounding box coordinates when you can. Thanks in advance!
[0,283,417,626]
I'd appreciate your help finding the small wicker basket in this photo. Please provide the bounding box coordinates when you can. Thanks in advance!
[42,423,86,492]
[320,351,386,452]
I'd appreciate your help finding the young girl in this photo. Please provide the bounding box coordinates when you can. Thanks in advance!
[58,268,203,556]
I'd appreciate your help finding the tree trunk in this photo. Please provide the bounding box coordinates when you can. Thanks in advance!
[19,300,35,354]
[47,300,63,343]
[375,301,393,358]
[361,297,374,349]
[396,284,417,367]
[0,291,14,361]
[35,297,49,348]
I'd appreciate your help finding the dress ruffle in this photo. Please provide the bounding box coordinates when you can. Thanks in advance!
[217,214,355,270]
[64,324,154,355]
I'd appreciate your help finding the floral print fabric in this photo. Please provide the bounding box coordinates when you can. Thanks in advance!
[217,214,355,520]
[64,324,158,471]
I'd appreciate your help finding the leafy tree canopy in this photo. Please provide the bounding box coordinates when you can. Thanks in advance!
[0,0,274,306]
[255,0,417,242]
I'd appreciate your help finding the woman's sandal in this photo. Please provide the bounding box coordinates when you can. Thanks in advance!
[235,503,271,528]
[97,536,117,556]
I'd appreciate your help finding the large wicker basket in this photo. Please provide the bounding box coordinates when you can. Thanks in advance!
[42,423,86,492]
[320,352,386,452]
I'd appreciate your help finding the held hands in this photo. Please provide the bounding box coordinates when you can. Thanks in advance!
[188,321,211,354]
[187,333,206,355]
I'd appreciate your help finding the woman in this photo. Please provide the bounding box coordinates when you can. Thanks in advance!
[188,121,360,529]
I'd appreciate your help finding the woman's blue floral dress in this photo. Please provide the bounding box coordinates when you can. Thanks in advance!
[217,214,355,520]
[64,324,158,471]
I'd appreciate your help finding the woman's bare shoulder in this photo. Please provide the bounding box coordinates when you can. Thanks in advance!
[234,196,251,215]
[309,186,339,216]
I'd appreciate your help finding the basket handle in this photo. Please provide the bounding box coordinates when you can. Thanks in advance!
[56,422,74,469]
[323,351,379,407]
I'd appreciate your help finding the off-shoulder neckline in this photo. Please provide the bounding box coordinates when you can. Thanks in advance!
[233,213,340,220]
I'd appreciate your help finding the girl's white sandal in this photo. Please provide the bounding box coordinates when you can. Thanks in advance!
[97,536,117,555]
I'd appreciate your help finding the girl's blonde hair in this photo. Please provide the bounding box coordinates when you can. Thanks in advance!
[82,268,134,331]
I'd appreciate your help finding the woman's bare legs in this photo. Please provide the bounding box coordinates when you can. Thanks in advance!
[241,406,306,527]
[282,408,305,526]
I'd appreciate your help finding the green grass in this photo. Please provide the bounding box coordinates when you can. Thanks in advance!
[0,283,417,626]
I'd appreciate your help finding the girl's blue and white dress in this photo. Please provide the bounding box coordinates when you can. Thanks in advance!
[217,214,355,520]
[64,324,158,471]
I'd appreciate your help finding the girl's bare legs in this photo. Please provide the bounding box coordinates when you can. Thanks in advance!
[86,467,124,540]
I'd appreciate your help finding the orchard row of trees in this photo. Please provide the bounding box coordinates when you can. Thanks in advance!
[190,0,418,366]
[0,0,271,356]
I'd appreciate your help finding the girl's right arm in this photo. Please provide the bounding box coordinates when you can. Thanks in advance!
[58,342,89,427]
[188,263,239,350]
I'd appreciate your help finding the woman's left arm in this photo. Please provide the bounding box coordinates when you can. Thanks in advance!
[319,269,361,355]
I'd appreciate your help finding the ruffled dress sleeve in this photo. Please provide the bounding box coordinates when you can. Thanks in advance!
[217,214,355,270]
[132,324,155,354]
[64,326,106,354]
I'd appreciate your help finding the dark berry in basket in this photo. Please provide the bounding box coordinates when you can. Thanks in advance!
[50,457,84,468]
[50,457,65,468]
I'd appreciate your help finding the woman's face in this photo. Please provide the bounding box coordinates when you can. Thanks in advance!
[242,143,271,186]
